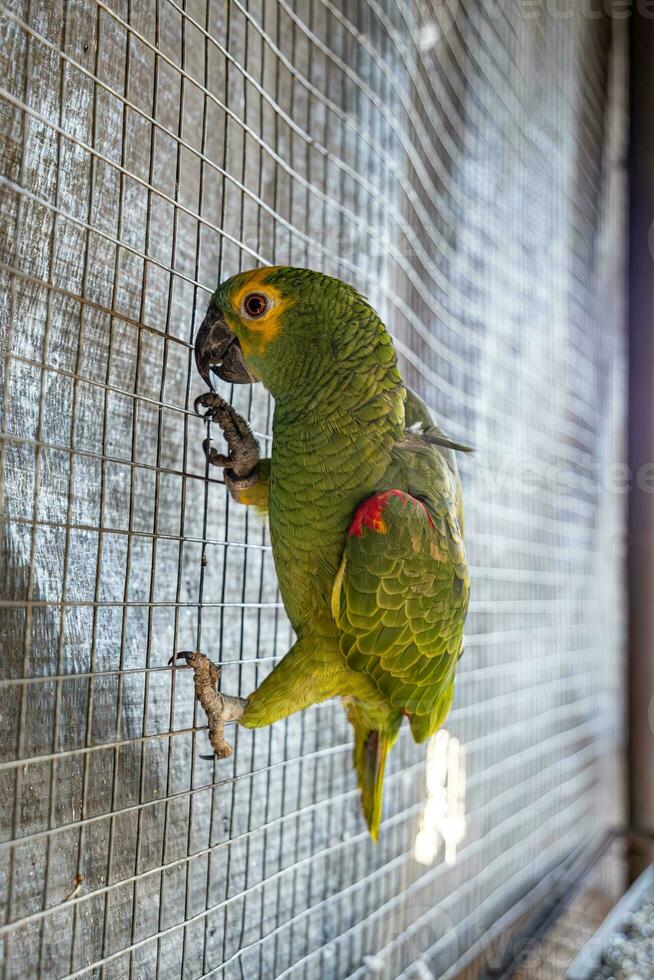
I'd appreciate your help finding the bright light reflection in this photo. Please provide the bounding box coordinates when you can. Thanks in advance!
[414,729,466,866]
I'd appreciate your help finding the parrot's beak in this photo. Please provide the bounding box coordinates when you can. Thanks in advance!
[194,302,255,386]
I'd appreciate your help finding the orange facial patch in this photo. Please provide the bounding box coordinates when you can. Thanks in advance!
[224,267,293,356]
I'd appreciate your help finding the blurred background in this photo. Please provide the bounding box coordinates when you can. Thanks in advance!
[0,1,651,978]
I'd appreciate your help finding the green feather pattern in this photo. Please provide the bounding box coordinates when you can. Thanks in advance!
[211,267,470,839]
[334,486,469,746]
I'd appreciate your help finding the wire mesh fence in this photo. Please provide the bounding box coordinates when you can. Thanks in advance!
[0,0,628,977]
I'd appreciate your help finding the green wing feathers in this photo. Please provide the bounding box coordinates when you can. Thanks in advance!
[334,489,469,745]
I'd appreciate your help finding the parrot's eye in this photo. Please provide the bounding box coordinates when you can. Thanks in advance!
[242,292,269,319]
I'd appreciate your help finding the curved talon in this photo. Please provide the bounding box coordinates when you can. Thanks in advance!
[194,391,229,419]
[202,438,231,470]
[168,650,195,667]
[194,393,210,417]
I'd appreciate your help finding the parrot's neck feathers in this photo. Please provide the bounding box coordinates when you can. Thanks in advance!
[274,362,405,433]
[270,364,406,525]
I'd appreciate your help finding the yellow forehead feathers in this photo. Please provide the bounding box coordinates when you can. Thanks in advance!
[224,267,293,356]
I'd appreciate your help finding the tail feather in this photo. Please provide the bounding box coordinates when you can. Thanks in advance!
[352,718,401,841]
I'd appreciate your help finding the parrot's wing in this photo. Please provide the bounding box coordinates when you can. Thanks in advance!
[403,385,473,452]
[332,489,469,743]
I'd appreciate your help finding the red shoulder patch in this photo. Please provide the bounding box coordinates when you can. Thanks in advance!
[349,490,422,537]
[349,490,436,537]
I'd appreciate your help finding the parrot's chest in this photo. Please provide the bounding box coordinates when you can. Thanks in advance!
[268,418,395,632]
[268,477,349,632]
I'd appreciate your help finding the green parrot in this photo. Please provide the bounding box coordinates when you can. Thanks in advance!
[187,265,470,840]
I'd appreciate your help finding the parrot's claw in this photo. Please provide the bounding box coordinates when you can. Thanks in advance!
[170,650,247,759]
[194,391,227,419]
[168,650,192,667]
[194,392,260,482]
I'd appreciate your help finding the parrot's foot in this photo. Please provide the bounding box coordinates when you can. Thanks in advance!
[169,651,247,759]
[194,392,260,486]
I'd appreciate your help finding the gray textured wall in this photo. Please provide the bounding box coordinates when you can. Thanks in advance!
[0,1,627,977]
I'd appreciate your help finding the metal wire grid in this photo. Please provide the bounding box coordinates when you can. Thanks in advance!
[0,0,627,978]
[510,839,628,980]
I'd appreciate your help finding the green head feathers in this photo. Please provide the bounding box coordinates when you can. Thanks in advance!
[195,266,401,404]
